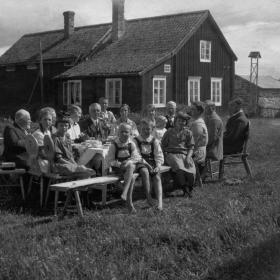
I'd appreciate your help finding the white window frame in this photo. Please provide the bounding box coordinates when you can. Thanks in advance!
[188,76,201,105]
[211,78,222,106]
[153,76,166,108]
[62,80,82,106]
[200,40,211,62]
[164,64,171,73]
[105,78,122,108]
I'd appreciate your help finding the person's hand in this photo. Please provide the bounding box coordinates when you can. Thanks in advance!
[111,160,121,168]
[121,160,132,169]
[153,166,160,174]
[185,156,193,167]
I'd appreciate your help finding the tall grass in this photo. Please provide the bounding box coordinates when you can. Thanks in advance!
[0,119,280,279]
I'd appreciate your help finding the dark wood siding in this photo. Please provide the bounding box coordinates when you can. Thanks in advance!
[58,76,142,114]
[175,18,235,110]
[142,58,174,108]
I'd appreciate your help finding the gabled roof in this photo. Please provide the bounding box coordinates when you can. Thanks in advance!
[239,75,280,89]
[59,10,237,78]
[0,23,111,65]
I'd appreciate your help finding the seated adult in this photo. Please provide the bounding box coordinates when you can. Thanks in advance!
[80,103,107,140]
[115,104,139,137]
[99,97,116,125]
[165,101,176,129]
[3,109,31,170]
[161,112,196,197]
[142,104,156,128]
[32,108,53,173]
[223,98,249,155]
[67,104,82,141]
[204,100,223,161]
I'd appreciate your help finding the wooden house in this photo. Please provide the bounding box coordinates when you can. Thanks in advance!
[0,0,237,114]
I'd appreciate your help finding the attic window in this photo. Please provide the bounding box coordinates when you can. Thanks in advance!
[200,40,211,62]
[164,64,171,73]
[26,64,37,70]
[6,66,15,72]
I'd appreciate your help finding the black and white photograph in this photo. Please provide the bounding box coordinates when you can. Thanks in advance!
[0,0,279,279]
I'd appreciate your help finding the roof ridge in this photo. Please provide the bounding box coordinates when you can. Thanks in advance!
[23,9,208,38]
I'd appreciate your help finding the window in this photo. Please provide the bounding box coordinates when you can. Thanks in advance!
[6,66,15,72]
[63,80,82,106]
[200,40,211,62]
[164,64,171,73]
[153,76,166,107]
[211,78,222,106]
[188,77,201,105]
[105,79,122,107]
[26,64,37,70]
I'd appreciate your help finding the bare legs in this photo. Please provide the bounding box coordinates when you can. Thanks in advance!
[139,168,154,206]
[152,174,163,210]
[121,162,135,201]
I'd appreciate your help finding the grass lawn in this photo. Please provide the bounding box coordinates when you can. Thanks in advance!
[0,118,280,280]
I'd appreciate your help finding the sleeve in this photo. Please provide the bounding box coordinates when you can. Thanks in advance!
[186,130,195,150]
[153,139,164,167]
[208,119,223,148]
[109,111,116,123]
[53,137,63,162]
[131,121,139,137]
[4,126,26,149]
[32,130,44,146]
[161,129,170,152]
[129,141,142,163]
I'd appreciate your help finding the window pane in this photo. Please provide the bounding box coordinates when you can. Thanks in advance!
[108,81,114,104]
[154,88,159,104]
[115,81,120,104]
[159,88,164,104]
[75,83,81,104]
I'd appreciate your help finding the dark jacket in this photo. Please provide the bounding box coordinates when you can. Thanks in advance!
[3,123,29,169]
[205,112,223,160]
[223,111,249,155]
[165,115,175,129]
[79,117,107,139]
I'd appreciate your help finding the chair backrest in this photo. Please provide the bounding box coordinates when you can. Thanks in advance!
[242,121,250,154]
[25,134,39,158]
[43,134,55,162]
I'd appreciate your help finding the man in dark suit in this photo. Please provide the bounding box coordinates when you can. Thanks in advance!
[3,109,31,169]
[80,103,108,140]
[223,98,249,155]
[165,101,176,129]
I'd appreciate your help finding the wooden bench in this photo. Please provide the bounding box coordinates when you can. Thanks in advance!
[50,165,171,217]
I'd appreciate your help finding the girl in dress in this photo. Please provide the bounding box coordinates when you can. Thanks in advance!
[161,112,196,197]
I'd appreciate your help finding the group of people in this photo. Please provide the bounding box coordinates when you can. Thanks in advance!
[2,96,249,212]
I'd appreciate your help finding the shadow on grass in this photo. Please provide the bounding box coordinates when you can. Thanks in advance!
[205,233,280,280]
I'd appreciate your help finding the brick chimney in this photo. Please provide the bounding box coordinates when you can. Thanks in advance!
[63,11,75,39]
[112,0,125,42]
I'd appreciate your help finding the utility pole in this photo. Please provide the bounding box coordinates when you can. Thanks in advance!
[248,51,261,115]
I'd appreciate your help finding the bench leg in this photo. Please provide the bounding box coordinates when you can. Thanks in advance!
[74,190,84,218]
[44,178,51,207]
[102,185,107,206]
[39,177,44,208]
[54,191,59,216]
[242,157,252,178]
[61,190,72,217]
[219,159,224,180]
[19,176,25,201]
[27,175,33,196]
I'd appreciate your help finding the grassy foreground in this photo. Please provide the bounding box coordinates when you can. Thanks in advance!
[0,119,280,280]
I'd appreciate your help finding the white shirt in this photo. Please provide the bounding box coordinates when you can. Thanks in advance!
[67,123,81,140]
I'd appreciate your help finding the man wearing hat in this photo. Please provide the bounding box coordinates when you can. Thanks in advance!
[223,98,249,155]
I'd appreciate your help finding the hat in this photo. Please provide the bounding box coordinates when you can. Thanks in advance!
[55,111,71,126]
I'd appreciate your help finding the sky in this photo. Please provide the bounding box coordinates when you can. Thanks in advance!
[0,0,279,78]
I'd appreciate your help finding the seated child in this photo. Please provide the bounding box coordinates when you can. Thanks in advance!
[135,119,164,210]
[52,112,94,177]
[107,123,141,213]
[152,115,167,143]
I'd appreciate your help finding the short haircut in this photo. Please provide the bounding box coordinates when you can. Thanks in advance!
[156,115,167,123]
[99,97,108,103]
[89,103,101,111]
[140,118,154,129]
[15,109,30,122]
[38,108,53,121]
[119,122,132,132]
[204,100,216,111]
[175,111,191,123]
[230,97,243,106]
[120,104,130,112]
[166,101,176,108]
[192,101,205,114]
[68,104,82,115]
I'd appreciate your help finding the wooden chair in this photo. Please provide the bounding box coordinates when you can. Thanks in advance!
[219,122,252,179]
